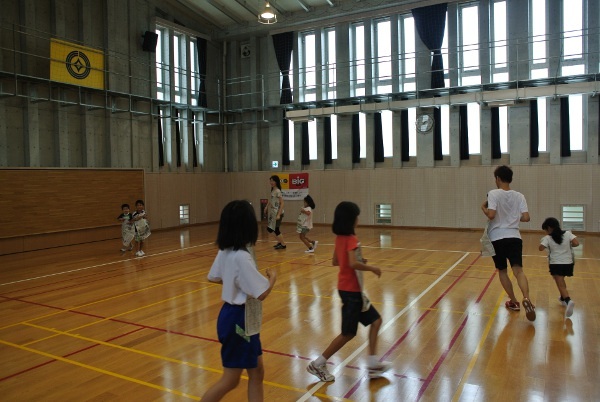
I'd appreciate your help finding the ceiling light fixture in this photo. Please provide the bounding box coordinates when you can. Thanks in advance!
[258,1,277,24]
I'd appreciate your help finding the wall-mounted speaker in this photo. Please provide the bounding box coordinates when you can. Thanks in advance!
[142,31,158,52]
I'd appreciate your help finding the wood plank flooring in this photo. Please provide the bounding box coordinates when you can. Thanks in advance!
[1,224,599,401]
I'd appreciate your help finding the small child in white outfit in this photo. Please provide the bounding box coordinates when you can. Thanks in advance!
[297,195,318,253]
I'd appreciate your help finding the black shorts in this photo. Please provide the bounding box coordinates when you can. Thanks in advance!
[338,290,380,336]
[549,264,574,277]
[491,238,523,270]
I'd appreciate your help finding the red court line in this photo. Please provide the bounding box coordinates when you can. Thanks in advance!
[0,327,144,382]
[344,254,481,399]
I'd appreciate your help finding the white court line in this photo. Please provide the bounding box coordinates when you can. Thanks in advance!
[0,242,216,287]
[296,252,470,402]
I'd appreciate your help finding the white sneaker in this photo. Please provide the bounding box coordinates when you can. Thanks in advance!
[306,361,335,382]
[368,361,392,379]
[565,300,575,318]
[312,241,318,251]
[120,248,127,252]
[305,248,314,253]
[139,250,145,256]
[135,251,142,257]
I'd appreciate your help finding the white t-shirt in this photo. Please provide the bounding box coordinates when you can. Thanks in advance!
[540,231,577,264]
[487,189,528,242]
[297,206,313,229]
[208,248,269,305]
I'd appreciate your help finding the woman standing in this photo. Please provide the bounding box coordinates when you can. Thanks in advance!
[264,175,286,249]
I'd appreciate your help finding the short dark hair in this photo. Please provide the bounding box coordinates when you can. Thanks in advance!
[270,175,282,190]
[494,165,513,183]
[304,195,316,209]
[332,201,360,235]
[135,199,145,206]
[216,200,258,250]
[121,204,130,209]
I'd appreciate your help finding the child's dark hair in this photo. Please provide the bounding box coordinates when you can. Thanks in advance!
[494,165,513,183]
[270,175,282,191]
[135,199,145,206]
[216,200,258,250]
[332,201,360,236]
[542,217,565,245]
[121,204,130,209]
[304,195,316,209]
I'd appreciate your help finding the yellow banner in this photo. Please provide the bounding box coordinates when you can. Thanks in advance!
[50,39,104,90]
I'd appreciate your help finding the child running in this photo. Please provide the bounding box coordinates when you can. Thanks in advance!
[117,203,134,252]
[297,195,318,253]
[306,201,391,382]
[264,175,286,250]
[539,217,579,318]
[201,200,277,402]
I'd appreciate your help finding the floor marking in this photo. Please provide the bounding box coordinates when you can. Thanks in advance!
[0,241,216,287]
[0,338,201,400]
[451,290,505,402]
[296,252,471,402]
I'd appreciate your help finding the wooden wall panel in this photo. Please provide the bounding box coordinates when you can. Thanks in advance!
[0,169,144,238]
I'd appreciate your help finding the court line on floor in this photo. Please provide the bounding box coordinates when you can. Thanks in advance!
[451,291,505,402]
[296,252,471,402]
[0,241,216,287]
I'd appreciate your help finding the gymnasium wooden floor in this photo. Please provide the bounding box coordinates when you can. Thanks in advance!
[1,224,599,401]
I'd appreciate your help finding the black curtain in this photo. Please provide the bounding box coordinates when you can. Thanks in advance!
[433,107,442,160]
[191,112,198,167]
[175,109,181,167]
[282,111,290,165]
[301,121,310,165]
[352,114,360,163]
[491,107,501,159]
[197,37,208,108]
[412,4,448,90]
[374,112,384,163]
[324,116,332,164]
[158,107,164,167]
[273,32,294,166]
[560,97,571,157]
[401,110,409,162]
[272,32,294,104]
[459,105,469,160]
[529,100,539,158]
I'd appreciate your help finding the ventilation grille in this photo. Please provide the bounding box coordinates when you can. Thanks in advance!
[375,203,392,225]
[179,204,190,225]
[561,205,584,231]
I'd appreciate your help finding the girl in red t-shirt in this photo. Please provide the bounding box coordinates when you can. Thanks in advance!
[306,201,391,382]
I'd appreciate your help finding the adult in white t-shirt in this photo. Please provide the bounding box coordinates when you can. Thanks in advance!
[481,165,536,321]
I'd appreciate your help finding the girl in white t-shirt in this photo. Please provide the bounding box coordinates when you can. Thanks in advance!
[539,217,579,318]
[202,200,277,402]
[297,195,318,253]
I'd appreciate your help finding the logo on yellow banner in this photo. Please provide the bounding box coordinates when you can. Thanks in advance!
[50,39,104,90]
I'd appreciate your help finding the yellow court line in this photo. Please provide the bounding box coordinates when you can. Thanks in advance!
[0,270,211,332]
[451,290,505,402]
[0,338,201,400]
[21,284,217,346]
[13,323,347,401]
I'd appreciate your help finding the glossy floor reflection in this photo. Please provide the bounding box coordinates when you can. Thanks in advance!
[0,224,598,401]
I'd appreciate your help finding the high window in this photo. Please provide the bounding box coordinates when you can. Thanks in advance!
[351,23,366,96]
[375,19,392,94]
[324,28,336,99]
[400,16,416,91]
[459,4,481,85]
[530,0,548,78]
[300,32,316,102]
[491,1,508,83]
